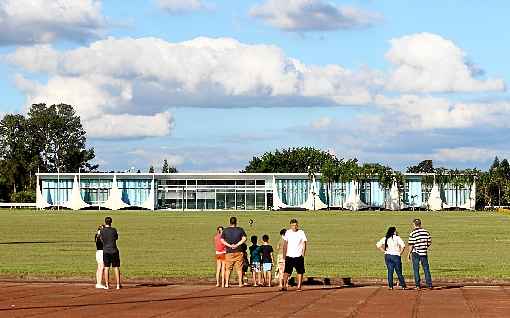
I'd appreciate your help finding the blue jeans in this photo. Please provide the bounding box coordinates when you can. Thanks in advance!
[411,253,432,288]
[384,254,406,288]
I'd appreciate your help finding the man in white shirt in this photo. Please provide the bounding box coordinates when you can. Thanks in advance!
[281,218,307,291]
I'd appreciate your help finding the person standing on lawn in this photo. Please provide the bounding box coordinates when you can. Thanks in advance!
[100,216,121,290]
[220,216,247,288]
[94,224,107,289]
[281,219,307,292]
[214,226,226,287]
[376,226,407,290]
[276,228,287,288]
[408,218,432,289]
[260,234,274,287]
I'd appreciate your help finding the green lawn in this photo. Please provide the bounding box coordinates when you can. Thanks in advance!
[0,209,508,281]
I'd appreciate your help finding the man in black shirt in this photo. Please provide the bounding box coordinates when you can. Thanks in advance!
[100,216,121,289]
[221,216,247,288]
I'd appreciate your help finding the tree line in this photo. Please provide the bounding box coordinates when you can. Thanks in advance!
[243,147,508,209]
[0,104,97,202]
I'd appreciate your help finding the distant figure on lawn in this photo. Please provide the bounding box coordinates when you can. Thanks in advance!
[249,235,262,286]
[408,218,432,289]
[220,216,247,288]
[260,234,274,287]
[100,216,121,290]
[94,224,107,289]
[281,219,307,292]
[214,226,226,287]
[376,226,407,290]
[276,228,287,288]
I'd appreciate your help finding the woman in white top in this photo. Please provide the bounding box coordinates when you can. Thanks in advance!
[376,226,407,290]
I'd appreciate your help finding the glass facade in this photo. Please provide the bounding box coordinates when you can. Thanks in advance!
[157,179,267,210]
[38,173,475,211]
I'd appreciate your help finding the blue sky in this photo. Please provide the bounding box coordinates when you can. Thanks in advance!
[1,0,510,172]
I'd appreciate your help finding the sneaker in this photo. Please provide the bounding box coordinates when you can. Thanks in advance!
[280,287,287,292]
[116,285,122,290]
[95,284,108,289]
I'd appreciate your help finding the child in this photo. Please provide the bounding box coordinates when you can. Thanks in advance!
[249,235,262,286]
[260,234,274,287]
[240,243,249,286]
[275,228,287,288]
[214,226,226,287]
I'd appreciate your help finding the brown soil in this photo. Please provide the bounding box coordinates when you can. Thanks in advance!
[0,282,509,317]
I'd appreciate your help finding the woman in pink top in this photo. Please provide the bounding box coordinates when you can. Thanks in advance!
[214,226,226,287]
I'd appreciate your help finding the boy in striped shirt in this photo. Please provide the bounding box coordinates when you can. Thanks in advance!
[407,218,432,289]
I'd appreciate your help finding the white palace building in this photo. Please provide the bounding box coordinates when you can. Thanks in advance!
[35,172,476,211]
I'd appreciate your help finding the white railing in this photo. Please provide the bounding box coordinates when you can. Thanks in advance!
[0,202,37,208]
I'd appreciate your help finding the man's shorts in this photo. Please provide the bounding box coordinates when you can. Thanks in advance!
[262,263,272,272]
[284,256,305,275]
[103,251,121,267]
[251,261,261,272]
[225,252,244,272]
[95,250,103,264]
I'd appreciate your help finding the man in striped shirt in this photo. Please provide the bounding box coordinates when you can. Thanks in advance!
[407,218,432,289]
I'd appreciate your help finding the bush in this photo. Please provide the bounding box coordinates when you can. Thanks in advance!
[10,190,36,203]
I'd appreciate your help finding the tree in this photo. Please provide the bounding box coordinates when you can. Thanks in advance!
[161,159,178,173]
[406,160,434,173]
[0,114,34,193]
[148,166,155,173]
[162,159,169,173]
[27,103,97,173]
[0,103,97,201]
[242,147,339,173]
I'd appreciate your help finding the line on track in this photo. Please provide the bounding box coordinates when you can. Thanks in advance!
[220,290,292,318]
[345,287,381,318]
[411,289,421,318]
[460,288,481,318]
[282,288,340,318]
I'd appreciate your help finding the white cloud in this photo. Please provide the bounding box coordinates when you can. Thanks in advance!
[385,33,505,93]
[250,0,382,32]
[128,148,184,168]
[7,36,380,138]
[310,116,332,129]
[431,147,510,163]
[157,0,210,14]
[84,112,174,139]
[0,0,106,45]
[374,94,510,131]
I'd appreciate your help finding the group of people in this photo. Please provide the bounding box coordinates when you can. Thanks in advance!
[92,215,432,291]
[94,216,122,290]
[214,217,308,291]
[376,218,433,290]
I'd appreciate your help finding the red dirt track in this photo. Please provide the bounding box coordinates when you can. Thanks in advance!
[0,282,509,317]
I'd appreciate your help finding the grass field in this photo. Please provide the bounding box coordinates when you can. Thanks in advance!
[0,209,509,282]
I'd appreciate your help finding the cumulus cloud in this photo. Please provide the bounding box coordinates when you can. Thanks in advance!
[385,33,505,93]
[13,73,174,139]
[0,0,106,45]
[156,0,210,14]
[7,36,381,138]
[250,0,382,32]
[373,94,510,131]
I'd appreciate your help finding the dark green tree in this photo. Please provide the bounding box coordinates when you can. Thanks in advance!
[406,160,434,173]
[162,159,169,173]
[27,103,97,173]
[0,114,34,194]
[242,147,339,173]
[148,166,155,173]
